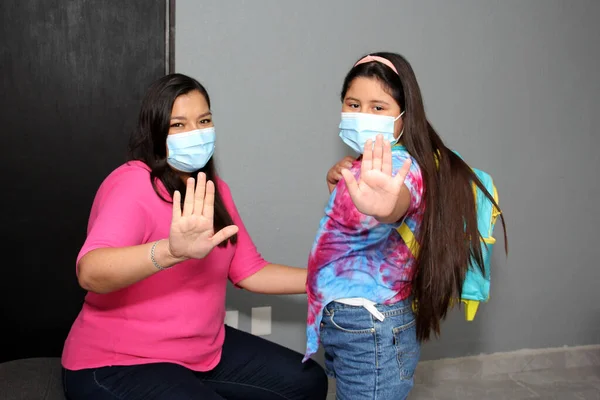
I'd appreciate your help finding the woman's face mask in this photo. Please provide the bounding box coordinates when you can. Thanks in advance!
[166,127,216,172]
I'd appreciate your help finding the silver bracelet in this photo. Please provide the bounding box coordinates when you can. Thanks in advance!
[150,240,171,271]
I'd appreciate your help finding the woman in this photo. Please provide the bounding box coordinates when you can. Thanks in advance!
[305,52,506,399]
[62,73,328,399]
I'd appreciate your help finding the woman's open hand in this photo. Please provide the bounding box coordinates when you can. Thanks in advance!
[168,173,239,260]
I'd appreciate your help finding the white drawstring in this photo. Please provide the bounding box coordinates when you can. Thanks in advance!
[334,297,385,321]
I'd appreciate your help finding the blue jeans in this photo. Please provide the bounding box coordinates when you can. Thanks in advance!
[320,299,420,400]
[63,326,328,399]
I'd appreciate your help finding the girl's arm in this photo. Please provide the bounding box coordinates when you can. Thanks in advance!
[374,186,412,224]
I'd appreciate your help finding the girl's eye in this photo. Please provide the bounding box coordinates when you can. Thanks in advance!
[374,106,384,111]
[349,104,359,109]
[170,122,183,128]
[200,118,211,124]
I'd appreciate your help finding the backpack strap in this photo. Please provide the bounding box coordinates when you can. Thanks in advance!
[397,222,419,257]
[397,190,480,321]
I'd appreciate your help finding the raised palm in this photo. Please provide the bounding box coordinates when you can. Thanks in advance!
[168,173,238,260]
[341,135,411,219]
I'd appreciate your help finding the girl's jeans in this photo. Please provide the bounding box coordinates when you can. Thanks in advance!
[321,298,420,400]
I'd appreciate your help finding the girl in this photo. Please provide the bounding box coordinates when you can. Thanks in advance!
[304,52,506,399]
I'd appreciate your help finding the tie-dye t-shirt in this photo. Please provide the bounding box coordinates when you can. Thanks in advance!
[303,146,425,361]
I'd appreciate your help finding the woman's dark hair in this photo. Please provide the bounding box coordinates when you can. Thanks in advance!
[128,73,237,246]
[341,52,507,341]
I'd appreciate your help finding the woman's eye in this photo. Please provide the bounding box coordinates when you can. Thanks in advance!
[170,122,183,128]
[200,119,211,124]
[374,106,384,111]
[349,104,359,109]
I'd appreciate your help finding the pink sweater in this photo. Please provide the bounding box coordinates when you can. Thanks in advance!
[61,161,268,371]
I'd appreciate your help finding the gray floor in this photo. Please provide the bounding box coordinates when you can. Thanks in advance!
[409,366,600,399]
[327,366,600,399]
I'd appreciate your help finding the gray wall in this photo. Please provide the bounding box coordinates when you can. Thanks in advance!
[176,0,600,361]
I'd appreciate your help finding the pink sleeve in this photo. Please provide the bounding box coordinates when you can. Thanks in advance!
[77,168,149,266]
[217,180,269,284]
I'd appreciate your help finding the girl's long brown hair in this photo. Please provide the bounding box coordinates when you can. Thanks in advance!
[342,53,507,341]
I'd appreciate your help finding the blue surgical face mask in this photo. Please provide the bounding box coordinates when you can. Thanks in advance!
[339,111,404,154]
[166,127,216,173]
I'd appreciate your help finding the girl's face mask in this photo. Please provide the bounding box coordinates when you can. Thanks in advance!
[338,111,404,154]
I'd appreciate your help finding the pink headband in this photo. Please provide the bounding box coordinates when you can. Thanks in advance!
[354,55,398,75]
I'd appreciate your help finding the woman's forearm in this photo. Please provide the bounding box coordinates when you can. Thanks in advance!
[77,239,186,294]
[238,263,307,294]
[327,182,336,193]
